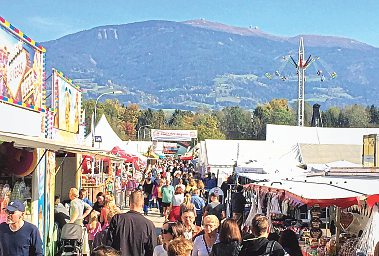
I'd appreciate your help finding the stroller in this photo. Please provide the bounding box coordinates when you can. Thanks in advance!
[58,223,83,256]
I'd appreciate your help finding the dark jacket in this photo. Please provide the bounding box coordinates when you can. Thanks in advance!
[231,192,246,213]
[239,236,285,256]
[210,241,241,256]
[106,210,157,256]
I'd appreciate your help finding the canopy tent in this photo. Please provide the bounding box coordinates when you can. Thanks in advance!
[308,160,362,173]
[85,115,147,165]
[85,115,124,151]
[124,140,155,154]
[367,194,379,207]
[111,146,146,170]
[200,139,300,174]
[298,144,363,165]
[245,175,379,208]
[266,124,379,145]
[180,155,193,161]
[144,151,159,159]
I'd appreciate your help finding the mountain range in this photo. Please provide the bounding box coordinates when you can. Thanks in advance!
[42,19,379,110]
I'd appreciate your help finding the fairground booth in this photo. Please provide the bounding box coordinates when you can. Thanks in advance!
[242,172,379,255]
[0,16,123,255]
[0,15,50,252]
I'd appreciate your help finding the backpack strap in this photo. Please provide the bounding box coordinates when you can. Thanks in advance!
[265,241,276,255]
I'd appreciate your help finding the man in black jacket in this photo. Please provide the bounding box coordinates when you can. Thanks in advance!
[106,191,157,256]
[239,215,285,256]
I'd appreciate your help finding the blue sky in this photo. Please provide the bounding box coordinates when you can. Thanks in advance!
[2,0,379,47]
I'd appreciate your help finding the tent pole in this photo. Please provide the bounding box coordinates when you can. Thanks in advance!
[335,207,341,249]
[326,206,329,236]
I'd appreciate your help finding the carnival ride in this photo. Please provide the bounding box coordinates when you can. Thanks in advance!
[264,37,337,126]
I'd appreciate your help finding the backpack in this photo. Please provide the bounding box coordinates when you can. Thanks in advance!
[239,239,277,256]
[260,240,276,256]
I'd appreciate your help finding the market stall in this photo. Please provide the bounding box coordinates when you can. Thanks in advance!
[243,176,379,255]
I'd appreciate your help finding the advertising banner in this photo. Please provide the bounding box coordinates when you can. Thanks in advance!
[151,129,197,142]
[52,69,81,134]
[0,22,44,111]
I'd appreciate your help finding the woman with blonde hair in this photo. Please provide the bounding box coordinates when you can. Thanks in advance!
[192,215,219,256]
[196,180,205,198]
[86,210,102,251]
[100,194,121,229]
[93,196,121,248]
[180,193,196,217]
[186,178,197,194]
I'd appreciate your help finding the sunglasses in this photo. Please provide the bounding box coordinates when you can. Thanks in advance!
[161,221,177,234]
[161,228,172,234]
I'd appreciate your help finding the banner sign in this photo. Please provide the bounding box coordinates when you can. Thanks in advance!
[52,69,81,133]
[0,20,44,111]
[151,129,197,142]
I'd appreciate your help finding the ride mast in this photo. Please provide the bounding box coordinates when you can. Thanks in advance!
[297,37,306,126]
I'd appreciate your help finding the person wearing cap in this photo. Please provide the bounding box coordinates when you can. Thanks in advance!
[0,199,43,255]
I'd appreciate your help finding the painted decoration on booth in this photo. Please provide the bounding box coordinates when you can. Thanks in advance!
[52,69,81,133]
[0,24,44,111]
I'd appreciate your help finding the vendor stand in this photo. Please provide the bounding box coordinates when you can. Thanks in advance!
[0,14,51,254]
[243,175,379,256]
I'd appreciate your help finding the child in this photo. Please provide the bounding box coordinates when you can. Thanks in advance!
[86,211,102,252]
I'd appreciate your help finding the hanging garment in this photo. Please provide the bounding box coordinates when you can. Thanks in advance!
[271,195,282,214]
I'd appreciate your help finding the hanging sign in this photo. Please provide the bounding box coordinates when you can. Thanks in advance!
[52,69,81,133]
[0,20,44,111]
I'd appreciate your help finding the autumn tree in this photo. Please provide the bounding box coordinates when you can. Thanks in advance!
[193,113,225,140]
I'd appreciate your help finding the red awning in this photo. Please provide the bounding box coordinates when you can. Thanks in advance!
[110,146,145,170]
[367,194,379,207]
[244,183,360,209]
[180,155,193,160]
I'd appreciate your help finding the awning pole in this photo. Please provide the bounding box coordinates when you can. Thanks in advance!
[31,149,48,174]
[76,156,85,174]
[54,153,68,176]
[335,207,341,250]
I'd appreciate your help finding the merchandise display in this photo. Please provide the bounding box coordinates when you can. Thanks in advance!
[0,175,33,223]
[242,183,379,256]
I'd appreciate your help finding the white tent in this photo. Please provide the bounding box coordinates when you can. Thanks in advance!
[85,115,147,163]
[199,139,301,181]
[266,124,379,145]
[247,175,379,207]
[85,115,123,151]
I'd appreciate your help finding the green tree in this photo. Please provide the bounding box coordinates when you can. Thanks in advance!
[368,105,379,125]
[193,113,225,140]
[120,103,141,140]
[343,104,370,127]
[218,106,253,140]
[152,109,166,129]
[322,107,340,127]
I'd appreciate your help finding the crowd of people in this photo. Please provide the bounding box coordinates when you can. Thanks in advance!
[2,157,378,256]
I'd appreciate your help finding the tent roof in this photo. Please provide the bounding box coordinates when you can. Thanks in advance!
[85,114,124,151]
[204,139,298,166]
[299,144,362,164]
[246,175,379,208]
[266,124,379,145]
